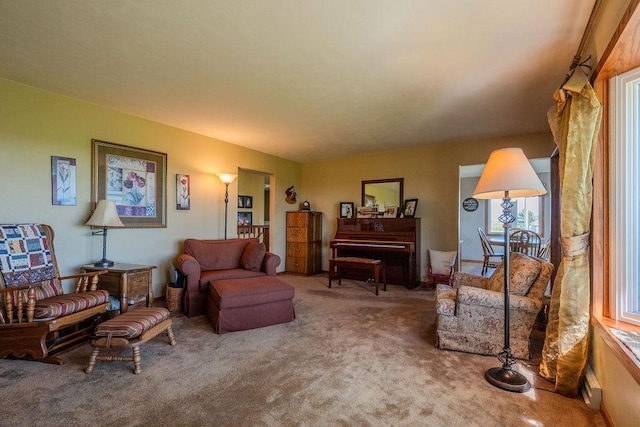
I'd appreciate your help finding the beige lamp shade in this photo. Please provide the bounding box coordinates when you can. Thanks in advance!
[473,148,547,199]
[85,200,124,227]
[217,173,238,184]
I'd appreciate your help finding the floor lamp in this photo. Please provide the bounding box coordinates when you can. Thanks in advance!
[473,148,546,392]
[217,173,237,239]
[85,200,124,267]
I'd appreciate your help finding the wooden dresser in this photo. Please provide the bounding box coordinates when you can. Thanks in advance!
[286,211,322,275]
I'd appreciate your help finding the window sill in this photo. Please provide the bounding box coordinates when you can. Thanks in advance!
[592,315,640,385]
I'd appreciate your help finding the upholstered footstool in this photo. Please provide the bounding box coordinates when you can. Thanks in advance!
[207,276,295,334]
[85,307,176,374]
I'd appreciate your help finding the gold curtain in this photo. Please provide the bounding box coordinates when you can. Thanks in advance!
[540,79,602,395]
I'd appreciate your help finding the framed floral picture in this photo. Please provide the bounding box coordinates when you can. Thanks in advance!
[176,174,190,210]
[51,156,77,206]
[91,139,167,227]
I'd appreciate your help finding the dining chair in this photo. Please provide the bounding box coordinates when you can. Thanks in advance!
[537,237,551,260]
[510,229,542,256]
[477,228,504,275]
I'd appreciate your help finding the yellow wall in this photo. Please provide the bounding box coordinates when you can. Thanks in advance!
[591,331,640,427]
[302,133,555,278]
[0,78,301,297]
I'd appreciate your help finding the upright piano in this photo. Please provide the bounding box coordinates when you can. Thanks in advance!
[330,217,420,286]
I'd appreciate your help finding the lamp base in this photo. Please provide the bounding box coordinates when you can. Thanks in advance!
[485,367,531,393]
[93,259,115,268]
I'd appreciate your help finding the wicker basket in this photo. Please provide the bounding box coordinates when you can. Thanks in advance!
[166,285,183,312]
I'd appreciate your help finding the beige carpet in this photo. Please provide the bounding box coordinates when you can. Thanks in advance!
[0,274,604,427]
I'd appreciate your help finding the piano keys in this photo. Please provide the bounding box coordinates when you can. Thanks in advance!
[330,218,420,286]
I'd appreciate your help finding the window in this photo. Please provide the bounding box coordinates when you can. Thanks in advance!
[610,65,640,326]
[486,197,543,235]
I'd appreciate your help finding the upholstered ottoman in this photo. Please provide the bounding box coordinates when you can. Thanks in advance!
[85,307,176,374]
[207,276,295,334]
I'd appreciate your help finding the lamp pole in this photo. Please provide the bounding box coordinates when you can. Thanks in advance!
[483,191,531,392]
[223,182,230,239]
[217,173,238,240]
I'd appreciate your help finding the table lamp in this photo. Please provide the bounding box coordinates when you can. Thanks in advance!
[473,147,546,392]
[86,200,124,267]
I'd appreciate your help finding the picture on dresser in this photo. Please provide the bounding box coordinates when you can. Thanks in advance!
[403,199,418,217]
[383,206,398,218]
[340,202,354,218]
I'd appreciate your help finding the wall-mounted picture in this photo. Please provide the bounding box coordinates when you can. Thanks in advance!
[238,195,253,209]
[403,199,418,217]
[51,156,77,206]
[92,139,167,227]
[383,206,398,218]
[340,202,354,218]
[238,212,252,226]
[176,174,190,210]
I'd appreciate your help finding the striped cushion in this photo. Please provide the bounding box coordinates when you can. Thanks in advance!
[34,290,110,319]
[95,307,170,339]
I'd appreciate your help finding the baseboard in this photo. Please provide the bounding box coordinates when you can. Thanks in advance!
[581,364,602,409]
[600,400,614,427]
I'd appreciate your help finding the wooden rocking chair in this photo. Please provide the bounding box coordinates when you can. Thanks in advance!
[0,224,110,364]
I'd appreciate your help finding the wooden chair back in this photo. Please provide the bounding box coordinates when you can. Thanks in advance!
[509,230,542,256]
[477,228,496,256]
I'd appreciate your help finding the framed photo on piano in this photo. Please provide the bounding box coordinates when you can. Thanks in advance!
[383,206,398,218]
[403,199,418,217]
[340,202,354,218]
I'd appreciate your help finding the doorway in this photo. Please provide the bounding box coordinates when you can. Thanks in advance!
[238,169,273,250]
[457,158,551,271]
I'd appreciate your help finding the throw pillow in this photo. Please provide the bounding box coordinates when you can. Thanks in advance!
[240,242,266,272]
[487,252,542,296]
[429,250,457,275]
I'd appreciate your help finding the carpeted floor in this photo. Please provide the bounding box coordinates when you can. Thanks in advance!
[0,274,605,427]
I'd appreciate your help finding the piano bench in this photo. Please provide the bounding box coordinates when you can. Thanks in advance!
[329,257,386,295]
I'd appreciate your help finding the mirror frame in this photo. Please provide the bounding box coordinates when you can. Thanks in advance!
[361,178,404,210]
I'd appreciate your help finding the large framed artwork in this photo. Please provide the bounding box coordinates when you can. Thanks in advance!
[91,139,167,228]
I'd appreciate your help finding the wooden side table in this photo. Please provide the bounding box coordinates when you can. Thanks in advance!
[81,263,156,313]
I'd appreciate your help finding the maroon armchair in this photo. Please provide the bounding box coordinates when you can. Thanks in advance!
[176,238,281,317]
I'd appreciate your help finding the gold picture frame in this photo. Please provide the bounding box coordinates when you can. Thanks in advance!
[91,139,167,228]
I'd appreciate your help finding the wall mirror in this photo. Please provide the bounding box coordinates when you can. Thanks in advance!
[361,178,404,212]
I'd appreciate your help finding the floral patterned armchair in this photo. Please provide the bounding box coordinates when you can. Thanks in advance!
[435,252,553,359]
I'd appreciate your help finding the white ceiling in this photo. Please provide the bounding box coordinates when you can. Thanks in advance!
[0,0,595,163]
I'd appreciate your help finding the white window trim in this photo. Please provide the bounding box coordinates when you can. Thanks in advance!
[610,66,640,326]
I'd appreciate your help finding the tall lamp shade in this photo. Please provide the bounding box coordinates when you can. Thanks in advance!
[473,147,546,393]
[216,173,238,239]
[85,200,124,267]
